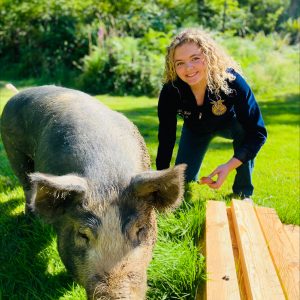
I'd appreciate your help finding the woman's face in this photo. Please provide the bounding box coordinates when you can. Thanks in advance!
[173,42,207,87]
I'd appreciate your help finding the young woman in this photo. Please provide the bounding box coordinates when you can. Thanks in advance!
[156,28,267,198]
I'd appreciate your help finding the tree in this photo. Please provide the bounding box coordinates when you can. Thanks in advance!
[287,0,300,19]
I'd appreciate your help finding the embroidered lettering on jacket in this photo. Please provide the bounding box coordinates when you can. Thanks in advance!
[177,109,192,119]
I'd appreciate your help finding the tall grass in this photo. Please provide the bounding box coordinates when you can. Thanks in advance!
[147,198,206,299]
[0,34,299,299]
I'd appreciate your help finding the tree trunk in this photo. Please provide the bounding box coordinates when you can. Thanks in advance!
[197,0,205,21]
[287,0,300,18]
[222,1,227,32]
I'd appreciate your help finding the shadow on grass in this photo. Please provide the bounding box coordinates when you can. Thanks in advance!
[259,93,300,126]
[116,92,300,156]
[120,92,300,128]
[0,151,75,299]
[114,105,158,141]
[0,197,74,300]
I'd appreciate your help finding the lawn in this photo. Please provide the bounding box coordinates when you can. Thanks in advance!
[0,79,299,299]
[95,91,299,224]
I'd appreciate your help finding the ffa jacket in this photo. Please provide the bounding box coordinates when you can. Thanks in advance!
[156,70,267,170]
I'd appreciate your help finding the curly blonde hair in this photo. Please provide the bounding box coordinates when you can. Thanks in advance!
[164,28,242,97]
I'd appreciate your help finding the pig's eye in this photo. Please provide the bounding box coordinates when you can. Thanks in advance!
[77,229,90,244]
[136,226,147,241]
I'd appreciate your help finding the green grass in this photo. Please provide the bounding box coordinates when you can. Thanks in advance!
[0,73,299,300]
[97,91,300,224]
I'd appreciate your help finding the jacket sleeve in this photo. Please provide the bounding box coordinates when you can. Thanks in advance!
[156,84,178,170]
[232,72,267,163]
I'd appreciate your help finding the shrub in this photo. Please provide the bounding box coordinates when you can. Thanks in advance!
[0,0,88,82]
[219,32,300,95]
[78,35,165,96]
[279,18,300,44]
[79,31,299,97]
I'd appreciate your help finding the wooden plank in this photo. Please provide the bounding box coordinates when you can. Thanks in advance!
[231,200,285,300]
[255,207,299,300]
[206,201,241,300]
[284,224,300,253]
[227,207,248,300]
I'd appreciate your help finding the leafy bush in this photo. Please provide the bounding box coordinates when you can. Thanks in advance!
[78,34,166,96]
[219,32,300,95]
[279,18,300,44]
[76,45,112,94]
[78,30,299,97]
[0,0,297,92]
[0,0,90,81]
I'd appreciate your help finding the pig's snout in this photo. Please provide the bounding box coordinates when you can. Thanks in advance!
[87,274,108,300]
[87,272,145,300]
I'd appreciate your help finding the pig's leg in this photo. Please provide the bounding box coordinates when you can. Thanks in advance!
[4,144,35,214]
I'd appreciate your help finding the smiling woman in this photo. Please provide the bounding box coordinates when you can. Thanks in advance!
[156,28,267,200]
[174,43,207,105]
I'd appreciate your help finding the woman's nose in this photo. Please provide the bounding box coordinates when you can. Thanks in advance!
[185,61,193,68]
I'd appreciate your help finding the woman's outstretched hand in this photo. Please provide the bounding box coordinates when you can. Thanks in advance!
[199,157,243,189]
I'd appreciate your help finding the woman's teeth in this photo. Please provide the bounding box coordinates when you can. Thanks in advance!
[187,73,197,77]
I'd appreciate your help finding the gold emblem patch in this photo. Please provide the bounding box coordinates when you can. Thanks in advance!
[211,99,227,116]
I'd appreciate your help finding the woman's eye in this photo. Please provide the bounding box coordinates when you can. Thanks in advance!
[176,62,183,67]
[192,57,200,61]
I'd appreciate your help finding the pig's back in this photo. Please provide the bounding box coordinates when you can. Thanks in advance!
[1,86,150,183]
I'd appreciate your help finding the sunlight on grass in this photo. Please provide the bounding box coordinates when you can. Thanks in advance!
[58,283,87,300]
[0,62,299,298]
[148,234,205,299]
[0,191,25,217]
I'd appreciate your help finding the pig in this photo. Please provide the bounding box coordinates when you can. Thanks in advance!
[0,86,186,300]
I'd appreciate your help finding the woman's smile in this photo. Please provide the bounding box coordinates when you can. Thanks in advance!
[186,72,197,77]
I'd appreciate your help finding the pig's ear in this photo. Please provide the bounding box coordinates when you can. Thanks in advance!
[131,164,186,212]
[29,172,88,222]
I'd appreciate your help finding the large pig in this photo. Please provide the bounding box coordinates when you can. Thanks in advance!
[0,86,186,300]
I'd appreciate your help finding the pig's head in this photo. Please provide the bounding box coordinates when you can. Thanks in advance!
[29,164,186,300]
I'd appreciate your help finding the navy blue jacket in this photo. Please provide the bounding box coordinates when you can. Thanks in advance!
[156,70,267,170]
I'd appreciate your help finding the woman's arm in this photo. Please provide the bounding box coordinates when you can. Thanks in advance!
[231,71,267,163]
[156,84,178,170]
[200,71,267,189]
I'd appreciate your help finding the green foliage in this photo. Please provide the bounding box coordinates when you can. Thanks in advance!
[244,0,288,33]
[219,32,300,95]
[78,32,299,97]
[139,29,173,55]
[202,0,250,35]
[280,18,300,43]
[78,34,166,96]
[0,0,90,82]
[0,0,298,89]
[196,0,293,36]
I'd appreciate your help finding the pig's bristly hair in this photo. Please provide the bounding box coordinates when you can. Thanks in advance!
[28,172,89,221]
[29,172,88,193]
[131,164,186,212]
